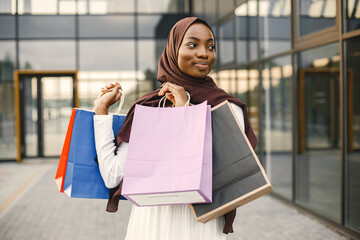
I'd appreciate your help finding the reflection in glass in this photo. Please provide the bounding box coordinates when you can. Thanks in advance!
[235,0,258,64]
[137,0,180,13]
[42,77,73,156]
[259,0,291,57]
[219,0,234,19]
[0,41,16,82]
[19,16,75,39]
[0,82,16,159]
[79,16,134,38]
[218,70,236,96]
[297,0,336,37]
[262,56,292,199]
[296,43,341,222]
[345,0,360,32]
[219,18,234,65]
[204,0,216,24]
[79,40,135,71]
[345,36,360,232]
[19,41,75,70]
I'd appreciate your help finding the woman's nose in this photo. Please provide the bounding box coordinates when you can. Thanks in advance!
[196,46,208,58]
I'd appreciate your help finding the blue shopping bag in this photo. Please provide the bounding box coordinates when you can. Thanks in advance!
[63,109,126,199]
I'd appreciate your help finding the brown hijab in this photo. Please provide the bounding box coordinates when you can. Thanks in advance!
[107,17,257,234]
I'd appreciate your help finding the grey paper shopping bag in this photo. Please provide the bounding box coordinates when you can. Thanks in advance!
[190,101,273,223]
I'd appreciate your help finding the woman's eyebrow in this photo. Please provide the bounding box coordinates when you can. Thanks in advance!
[186,36,215,42]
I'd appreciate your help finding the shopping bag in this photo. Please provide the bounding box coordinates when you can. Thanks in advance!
[55,108,77,192]
[122,99,213,207]
[56,89,126,199]
[62,110,126,199]
[190,101,273,223]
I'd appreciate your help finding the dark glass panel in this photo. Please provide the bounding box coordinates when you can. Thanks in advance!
[219,18,234,65]
[345,0,360,32]
[204,0,216,24]
[345,36,360,232]
[235,0,258,64]
[0,16,15,39]
[296,42,341,222]
[79,16,134,38]
[138,15,162,38]
[19,41,76,70]
[262,55,293,199]
[79,40,135,71]
[259,0,291,57]
[297,0,336,37]
[19,16,75,39]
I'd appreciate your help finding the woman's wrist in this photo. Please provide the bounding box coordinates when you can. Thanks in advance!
[94,104,109,115]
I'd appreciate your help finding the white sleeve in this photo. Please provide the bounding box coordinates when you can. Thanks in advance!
[93,114,128,189]
[230,103,245,131]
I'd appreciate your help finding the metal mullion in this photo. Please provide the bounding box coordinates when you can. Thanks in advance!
[337,0,346,228]
[294,26,338,51]
[342,29,360,40]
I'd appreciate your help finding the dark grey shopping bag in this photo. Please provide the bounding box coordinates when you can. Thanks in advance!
[190,101,273,223]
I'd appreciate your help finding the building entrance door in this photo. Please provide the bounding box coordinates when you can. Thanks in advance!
[15,70,78,161]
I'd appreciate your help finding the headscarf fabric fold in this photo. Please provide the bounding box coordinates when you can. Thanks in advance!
[108,17,257,234]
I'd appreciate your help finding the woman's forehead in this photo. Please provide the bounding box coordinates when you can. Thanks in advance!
[183,23,214,40]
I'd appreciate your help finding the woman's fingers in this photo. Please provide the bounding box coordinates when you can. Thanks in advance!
[158,82,187,107]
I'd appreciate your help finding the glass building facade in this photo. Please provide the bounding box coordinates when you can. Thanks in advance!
[0,0,359,237]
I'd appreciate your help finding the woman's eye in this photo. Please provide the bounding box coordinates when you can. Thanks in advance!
[187,43,196,48]
[208,45,215,50]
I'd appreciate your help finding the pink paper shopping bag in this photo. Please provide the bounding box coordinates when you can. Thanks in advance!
[122,101,212,207]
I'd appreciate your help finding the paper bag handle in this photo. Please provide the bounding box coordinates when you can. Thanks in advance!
[158,91,190,108]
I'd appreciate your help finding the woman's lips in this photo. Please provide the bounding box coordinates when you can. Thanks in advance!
[194,62,209,70]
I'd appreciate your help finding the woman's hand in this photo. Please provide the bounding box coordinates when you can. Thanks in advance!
[158,82,188,107]
[94,82,122,115]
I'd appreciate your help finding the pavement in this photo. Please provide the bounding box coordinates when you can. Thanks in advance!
[0,158,350,240]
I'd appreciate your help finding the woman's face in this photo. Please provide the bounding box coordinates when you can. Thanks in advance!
[177,23,216,78]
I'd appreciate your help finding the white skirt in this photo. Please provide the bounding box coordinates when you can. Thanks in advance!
[125,204,227,240]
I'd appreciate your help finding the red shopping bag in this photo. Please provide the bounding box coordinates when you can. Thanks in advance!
[55,108,76,192]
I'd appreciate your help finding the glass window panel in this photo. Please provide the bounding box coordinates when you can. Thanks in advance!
[345,0,360,32]
[345,36,360,232]
[235,0,258,64]
[219,18,234,65]
[237,64,260,141]
[0,41,16,82]
[88,0,134,14]
[0,81,16,159]
[19,16,75,39]
[297,0,336,37]
[296,42,341,222]
[42,76,73,156]
[19,41,76,70]
[0,0,16,14]
[262,55,292,199]
[204,0,216,24]
[219,0,234,19]
[79,16,134,38]
[259,0,291,58]
[19,0,57,14]
[138,15,162,38]
[193,0,203,18]
[79,40,135,71]
[0,16,15,39]
[218,69,236,95]
[137,0,180,13]
[59,0,76,14]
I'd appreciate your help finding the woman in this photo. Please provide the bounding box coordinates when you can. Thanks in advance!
[93,17,256,240]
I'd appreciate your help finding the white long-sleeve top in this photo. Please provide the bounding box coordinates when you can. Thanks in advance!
[94,103,245,189]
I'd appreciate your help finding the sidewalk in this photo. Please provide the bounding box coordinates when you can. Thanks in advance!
[0,159,347,240]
